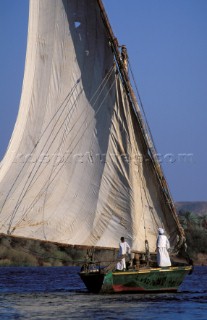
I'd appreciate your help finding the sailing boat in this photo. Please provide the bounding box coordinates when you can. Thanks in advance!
[0,0,192,292]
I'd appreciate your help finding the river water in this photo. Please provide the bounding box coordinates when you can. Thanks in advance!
[0,266,206,319]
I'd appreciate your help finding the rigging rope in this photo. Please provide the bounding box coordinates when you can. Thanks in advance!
[16,77,116,232]
[8,68,116,233]
[0,80,80,217]
[4,64,114,231]
[7,88,84,233]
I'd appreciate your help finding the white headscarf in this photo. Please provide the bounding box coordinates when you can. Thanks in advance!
[158,228,164,235]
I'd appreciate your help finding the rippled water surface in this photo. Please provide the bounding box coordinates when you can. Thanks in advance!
[0,266,206,319]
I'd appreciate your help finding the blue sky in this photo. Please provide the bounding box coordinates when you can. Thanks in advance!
[0,0,206,201]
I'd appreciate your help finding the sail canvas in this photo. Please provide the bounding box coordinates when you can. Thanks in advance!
[0,0,184,253]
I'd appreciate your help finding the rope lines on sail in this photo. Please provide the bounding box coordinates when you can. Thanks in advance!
[97,0,185,244]
[1,60,113,230]
[4,83,83,233]
[117,77,160,247]
[122,66,183,239]
[6,66,116,234]
[6,65,115,233]
[121,66,184,238]
[12,76,116,235]
[41,66,116,240]
[0,79,81,221]
[19,75,116,229]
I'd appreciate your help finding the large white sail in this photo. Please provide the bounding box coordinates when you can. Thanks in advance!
[0,0,184,252]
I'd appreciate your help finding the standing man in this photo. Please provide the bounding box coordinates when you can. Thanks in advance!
[116,237,131,271]
[156,228,171,267]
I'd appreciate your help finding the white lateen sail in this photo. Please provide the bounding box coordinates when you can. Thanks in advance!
[0,0,185,253]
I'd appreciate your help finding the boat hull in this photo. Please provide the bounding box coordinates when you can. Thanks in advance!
[79,266,192,293]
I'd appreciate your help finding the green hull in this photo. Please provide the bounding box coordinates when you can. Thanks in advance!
[79,266,192,293]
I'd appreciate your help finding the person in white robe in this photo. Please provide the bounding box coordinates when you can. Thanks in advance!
[156,228,171,267]
[116,237,131,271]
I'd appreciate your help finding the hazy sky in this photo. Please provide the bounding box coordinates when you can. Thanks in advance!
[0,0,207,201]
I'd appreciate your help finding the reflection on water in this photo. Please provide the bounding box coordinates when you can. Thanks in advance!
[0,266,206,319]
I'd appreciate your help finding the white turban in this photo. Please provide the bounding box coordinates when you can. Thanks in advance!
[158,228,164,235]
